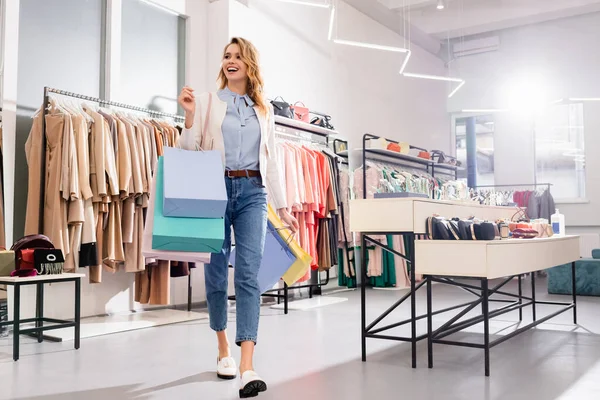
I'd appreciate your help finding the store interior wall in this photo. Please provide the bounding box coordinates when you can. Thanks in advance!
[230,0,451,153]
[448,12,600,231]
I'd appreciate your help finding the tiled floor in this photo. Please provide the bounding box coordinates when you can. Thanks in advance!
[2,278,600,400]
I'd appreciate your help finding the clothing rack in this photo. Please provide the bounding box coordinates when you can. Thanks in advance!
[38,87,197,311]
[474,183,553,191]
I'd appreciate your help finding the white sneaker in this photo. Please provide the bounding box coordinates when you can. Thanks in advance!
[217,356,237,380]
[239,370,267,398]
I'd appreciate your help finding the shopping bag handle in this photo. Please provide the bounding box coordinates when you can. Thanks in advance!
[270,226,295,246]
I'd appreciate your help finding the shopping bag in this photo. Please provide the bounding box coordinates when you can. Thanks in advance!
[142,172,211,263]
[152,157,225,253]
[230,220,296,294]
[162,147,227,218]
[267,205,312,285]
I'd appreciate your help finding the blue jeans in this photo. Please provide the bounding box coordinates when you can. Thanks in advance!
[205,176,267,345]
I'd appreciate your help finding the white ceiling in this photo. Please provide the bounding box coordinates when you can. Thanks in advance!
[375,0,600,38]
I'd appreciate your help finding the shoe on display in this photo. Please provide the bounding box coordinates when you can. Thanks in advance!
[239,370,267,398]
[217,356,237,380]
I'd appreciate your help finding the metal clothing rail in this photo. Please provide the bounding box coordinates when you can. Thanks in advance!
[38,87,196,310]
[474,183,553,191]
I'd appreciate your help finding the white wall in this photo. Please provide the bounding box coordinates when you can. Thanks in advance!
[230,0,450,152]
[449,12,600,229]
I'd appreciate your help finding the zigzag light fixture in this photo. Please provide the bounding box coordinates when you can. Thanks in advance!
[402,72,466,98]
[327,3,412,74]
[268,0,463,97]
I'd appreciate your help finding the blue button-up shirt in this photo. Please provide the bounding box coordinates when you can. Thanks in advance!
[218,87,261,171]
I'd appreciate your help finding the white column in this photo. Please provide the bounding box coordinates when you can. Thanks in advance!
[105,0,122,101]
[1,0,21,246]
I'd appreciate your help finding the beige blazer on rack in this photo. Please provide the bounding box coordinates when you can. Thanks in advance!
[179,92,287,210]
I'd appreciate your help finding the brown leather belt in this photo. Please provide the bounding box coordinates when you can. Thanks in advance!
[225,170,261,178]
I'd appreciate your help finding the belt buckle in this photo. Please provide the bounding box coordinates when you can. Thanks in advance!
[226,170,234,178]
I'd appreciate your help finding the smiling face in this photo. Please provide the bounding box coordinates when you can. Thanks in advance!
[222,43,248,84]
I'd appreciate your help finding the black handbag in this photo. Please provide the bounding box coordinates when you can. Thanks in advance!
[33,249,65,275]
[426,217,455,240]
[471,221,497,241]
[310,111,335,130]
[458,219,474,240]
[431,150,461,167]
[270,97,294,119]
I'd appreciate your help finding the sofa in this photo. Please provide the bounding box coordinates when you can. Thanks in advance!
[547,249,600,296]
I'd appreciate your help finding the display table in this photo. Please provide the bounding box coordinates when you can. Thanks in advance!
[349,197,520,368]
[0,273,84,361]
[415,236,579,376]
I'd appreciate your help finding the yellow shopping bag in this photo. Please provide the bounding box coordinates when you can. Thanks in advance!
[267,205,312,286]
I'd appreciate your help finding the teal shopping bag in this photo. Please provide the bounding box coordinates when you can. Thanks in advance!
[152,157,225,253]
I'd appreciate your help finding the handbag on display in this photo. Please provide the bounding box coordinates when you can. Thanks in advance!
[426,216,454,240]
[18,248,64,275]
[291,102,310,123]
[270,97,294,119]
[431,150,461,167]
[512,228,539,239]
[11,234,55,270]
[310,111,335,130]
[471,220,497,241]
[458,219,474,240]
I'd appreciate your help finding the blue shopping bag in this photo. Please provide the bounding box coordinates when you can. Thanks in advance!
[152,157,225,253]
[230,221,297,294]
[162,147,227,218]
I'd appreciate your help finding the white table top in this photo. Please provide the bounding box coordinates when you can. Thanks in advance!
[0,273,85,283]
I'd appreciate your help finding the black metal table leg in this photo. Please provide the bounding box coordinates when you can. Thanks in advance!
[13,284,20,361]
[36,283,44,343]
[74,278,81,350]
[187,272,192,312]
[427,275,433,369]
[284,283,289,315]
[531,272,537,322]
[361,234,367,362]
[572,261,577,324]
[482,278,490,377]
[518,275,522,322]
[409,234,417,369]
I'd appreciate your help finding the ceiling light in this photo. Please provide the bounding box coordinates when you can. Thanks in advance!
[333,39,409,53]
[448,81,465,98]
[403,72,463,82]
[398,50,412,74]
[437,0,445,10]
[327,6,336,41]
[462,109,509,113]
[270,0,330,8]
[568,97,600,102]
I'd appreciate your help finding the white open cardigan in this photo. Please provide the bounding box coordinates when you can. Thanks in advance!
[178,92,287,210]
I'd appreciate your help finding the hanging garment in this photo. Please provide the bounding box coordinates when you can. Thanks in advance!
[24,113,45,235]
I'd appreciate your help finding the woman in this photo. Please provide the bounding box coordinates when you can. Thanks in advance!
[178,37,299,398]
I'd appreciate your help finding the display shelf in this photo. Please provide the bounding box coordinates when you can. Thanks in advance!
[274,115,339,137]
[340,148,464,171]
[350,198,518,234]
[415,236,580,279]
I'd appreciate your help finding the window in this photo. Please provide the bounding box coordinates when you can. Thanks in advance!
[120,0,185,114]
[534,103,586,200]
[455,115,495,186]
[15,0,104,239]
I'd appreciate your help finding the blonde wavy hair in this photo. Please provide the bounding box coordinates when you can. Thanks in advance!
[218,37,268,116]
